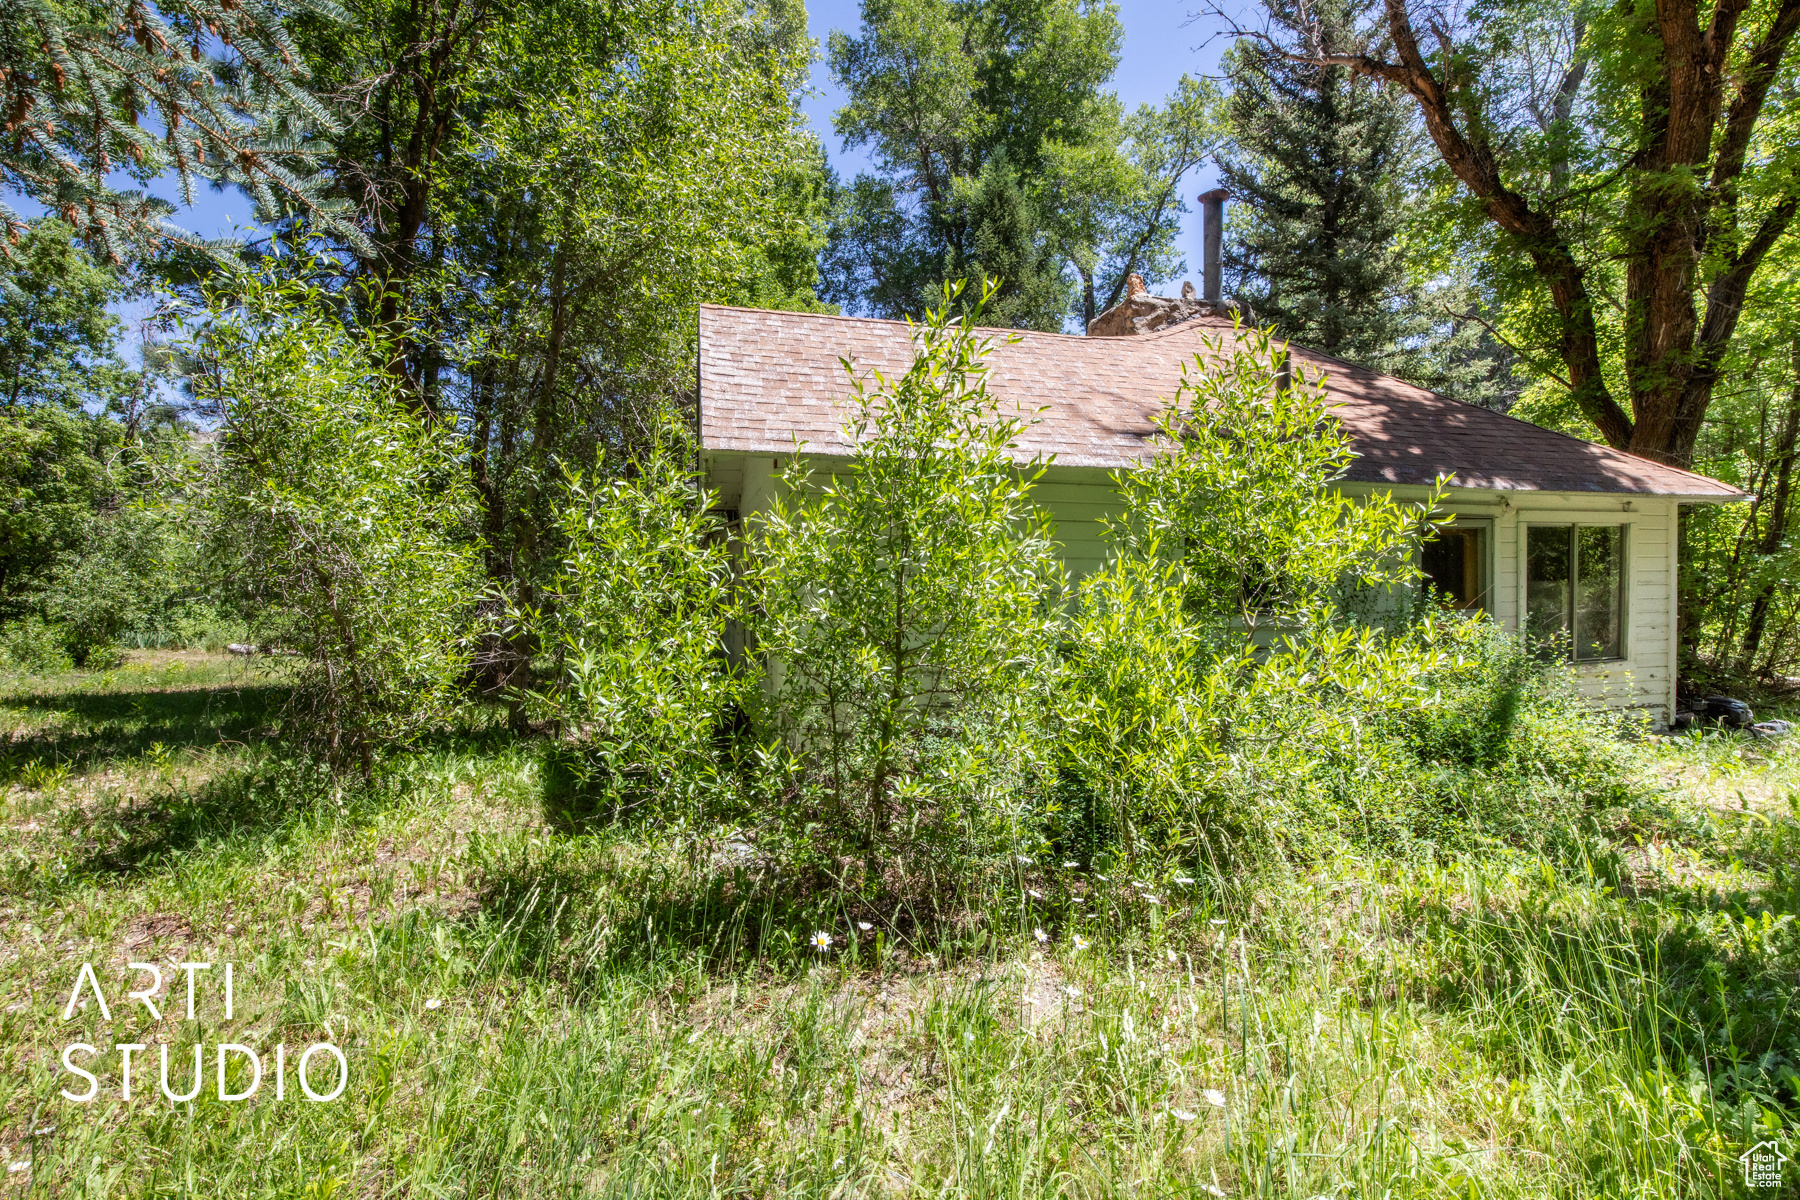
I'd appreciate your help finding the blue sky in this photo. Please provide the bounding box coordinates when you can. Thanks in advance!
[132,0,1240,298]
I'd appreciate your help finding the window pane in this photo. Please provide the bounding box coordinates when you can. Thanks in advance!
[1574,525,1623,660]
[1421,527,1486,609]
[1526,526,1572,657]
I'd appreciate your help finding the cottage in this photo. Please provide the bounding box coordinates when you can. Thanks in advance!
[695,285,1742,726]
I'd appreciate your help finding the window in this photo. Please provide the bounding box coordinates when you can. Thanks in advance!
[1526,524,1625,661]
[1420,523,1489,611]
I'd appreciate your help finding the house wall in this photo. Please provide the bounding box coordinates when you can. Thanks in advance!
[707,452,1682,723]
[1345,485,1679,722]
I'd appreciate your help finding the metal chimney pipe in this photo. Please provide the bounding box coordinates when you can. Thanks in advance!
[1198,188,1228,303]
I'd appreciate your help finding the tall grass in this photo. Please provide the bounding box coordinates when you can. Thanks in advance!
[0,654,1794,1197]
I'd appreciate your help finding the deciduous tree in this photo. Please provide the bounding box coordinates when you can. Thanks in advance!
[1243,0,1800,468]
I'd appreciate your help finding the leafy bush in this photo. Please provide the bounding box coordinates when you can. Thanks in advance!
[1052,325,1647,872]
[742,282,1064,899]
[529,429,738,825]
[1107,324,1438,637]
[1054,325,1446,869]
[188,269,482,778]
[34,508,172,665]
[0,403,121,622]
[0,616,73,673]
[1394,621,1645,826]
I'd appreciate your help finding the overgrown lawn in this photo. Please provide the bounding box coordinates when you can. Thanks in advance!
[1,654,1795,1197]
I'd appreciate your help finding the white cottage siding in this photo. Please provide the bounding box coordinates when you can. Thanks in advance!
[1492,504,1522,630]
[696,304,1744,732]
[1030,473,1126,584]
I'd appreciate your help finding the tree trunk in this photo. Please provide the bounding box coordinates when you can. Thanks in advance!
[1307,0,1800,468]
[1735,342,1800,673]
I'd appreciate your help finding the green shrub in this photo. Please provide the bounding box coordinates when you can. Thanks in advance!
[0,616,73,673]
[35,508,172,664]
[528,427,738,827]
[1052,326,1647,871]
[189,268,482,779]
[741,282,1064,901]
[1055,324,1448,871]
[1393,621,1645,827]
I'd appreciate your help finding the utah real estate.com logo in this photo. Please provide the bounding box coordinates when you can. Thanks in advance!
[1739,1139,1790,1190]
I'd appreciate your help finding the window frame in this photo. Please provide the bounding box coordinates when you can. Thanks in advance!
[1418,515,1494,613]
[1523,521,1629,663]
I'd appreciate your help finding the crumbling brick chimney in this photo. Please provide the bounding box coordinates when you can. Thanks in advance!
[1085,192,1234,336]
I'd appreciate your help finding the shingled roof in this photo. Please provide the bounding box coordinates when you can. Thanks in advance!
[697,304,1742,500]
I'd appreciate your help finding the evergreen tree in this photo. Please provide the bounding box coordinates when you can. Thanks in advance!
[0,0,358,258]
[1217,0,1416,366]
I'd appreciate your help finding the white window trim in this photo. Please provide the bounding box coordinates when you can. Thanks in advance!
[1521,517,1633,664]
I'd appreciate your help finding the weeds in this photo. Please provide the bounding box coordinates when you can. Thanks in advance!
[0,653,1794,1196]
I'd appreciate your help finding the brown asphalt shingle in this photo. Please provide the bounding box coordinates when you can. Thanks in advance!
[697,305,1742,499]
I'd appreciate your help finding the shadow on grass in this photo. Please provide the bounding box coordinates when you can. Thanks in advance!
[61,755,345,879]
[0,681,288,780]
[455,817,1009,1001]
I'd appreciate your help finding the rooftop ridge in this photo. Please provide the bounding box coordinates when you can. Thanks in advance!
[695,305,1744,499]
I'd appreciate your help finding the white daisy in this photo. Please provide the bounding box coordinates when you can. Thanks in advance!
[857,921,873,931]
[810,930,833,952]
[1063,861,1079,869]
[1201,1088,1226,1108]
[1073,935,1090,950]
[1034,927,1049,943]
[1170,1108,1197,1122]
[424,998,442,1010]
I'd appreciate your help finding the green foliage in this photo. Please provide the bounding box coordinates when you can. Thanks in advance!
[1051,325,1645,872]
[0,615,72,673]
[1111,323,1438,635]
[5,652,1793,1196]
[722,136,841,314]
[743,282,1064,894]
[0,0,358,257]
[1680,263,1800,684]
[1314,0,1800,468]
[939,153,1071,330]
[530,430,737,824]
[0,403,119,612]
[189,269,480,777]
[824,0,1216,328]
[386,0,820,699]
[1039,74,1221,327]
[0,219,132,409]
[35,508,172,665]
[1218,0,1418,366]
